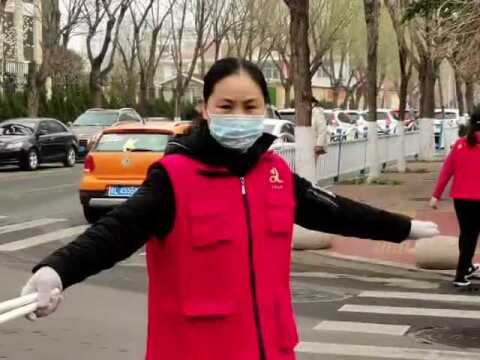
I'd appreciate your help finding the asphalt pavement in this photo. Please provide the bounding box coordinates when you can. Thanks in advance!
[1,163,480,360]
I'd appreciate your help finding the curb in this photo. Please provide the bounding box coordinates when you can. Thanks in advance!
[292,249,454,281]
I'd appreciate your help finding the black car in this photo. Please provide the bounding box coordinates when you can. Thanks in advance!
[0,118,78,170]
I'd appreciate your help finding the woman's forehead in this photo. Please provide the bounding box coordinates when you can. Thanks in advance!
[210,73,264,102]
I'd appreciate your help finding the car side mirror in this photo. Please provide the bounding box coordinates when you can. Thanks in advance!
[37,129,48,137]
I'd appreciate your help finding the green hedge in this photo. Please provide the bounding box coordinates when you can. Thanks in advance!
[0,88,198,124]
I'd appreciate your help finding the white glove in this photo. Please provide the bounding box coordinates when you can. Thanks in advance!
[408,220,440,240]
[21,266,63,321]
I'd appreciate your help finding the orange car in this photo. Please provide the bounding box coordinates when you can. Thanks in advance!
[79,122,188,223]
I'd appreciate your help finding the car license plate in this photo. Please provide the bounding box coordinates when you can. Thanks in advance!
[108,186,139,198]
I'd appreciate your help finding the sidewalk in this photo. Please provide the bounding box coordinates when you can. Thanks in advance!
[308,159,478,271]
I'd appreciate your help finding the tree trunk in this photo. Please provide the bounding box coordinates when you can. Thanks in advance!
[89,68,103,108]
[200,52,206,78]
[364,0,380,182]
[465,81,475,114]
[139,73,149,115]
[284,82,292,108]
[27,62,47,117]
[397,62,410,173]
[284,0,314,183]
[286,0,312,127]
[417,57,436,161]
[454,71,465,116]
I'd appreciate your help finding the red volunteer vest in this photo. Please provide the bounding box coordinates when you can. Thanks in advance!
[145,151,298,360]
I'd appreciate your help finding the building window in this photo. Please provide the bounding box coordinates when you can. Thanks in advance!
[23,16,34,62]
[263,62,280,81]
[2,13,16,61]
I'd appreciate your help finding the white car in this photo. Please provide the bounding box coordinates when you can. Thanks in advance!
[346,110,369,139]
[277,108,296,122]
[324,110,359,142]
[263,119,295,143]
[434,109,460,149]
[376,109,398,135]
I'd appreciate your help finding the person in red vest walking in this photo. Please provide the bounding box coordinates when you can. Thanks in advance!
[430,106,480,287]
[21,58,439,360]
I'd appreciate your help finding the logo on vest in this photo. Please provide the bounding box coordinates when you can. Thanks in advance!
[269,167,284,189]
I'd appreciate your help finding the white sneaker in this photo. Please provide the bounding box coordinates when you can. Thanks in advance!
[465,263,480,280]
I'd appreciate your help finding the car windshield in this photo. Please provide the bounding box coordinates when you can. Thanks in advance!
[94,133,169,152]
[73,112,118,126]
[0,122,35,135]
[338,112,356,124]
[347,113,361,122]
[435,112,457,120]
[279,113,295,122]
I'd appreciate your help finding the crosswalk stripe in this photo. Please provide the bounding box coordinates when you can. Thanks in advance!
[0,216,6,219]
[0,218,66,235]
[313,321,410,336]
[0,225,88,251]
[339,304,480,319]
[295,342,480,359]
[359,290,480,305]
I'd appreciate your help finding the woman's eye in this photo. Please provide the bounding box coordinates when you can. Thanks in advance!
[220,105,231,110]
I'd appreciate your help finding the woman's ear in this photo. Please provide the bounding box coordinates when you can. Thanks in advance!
[202,103,209,120]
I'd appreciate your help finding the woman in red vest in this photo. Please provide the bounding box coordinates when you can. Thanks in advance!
[21,58,439,360]
[430,106,480,287]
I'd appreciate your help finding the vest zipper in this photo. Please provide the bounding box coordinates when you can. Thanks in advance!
[240,176,266,360]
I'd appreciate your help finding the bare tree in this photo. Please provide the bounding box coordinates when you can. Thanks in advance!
[60,0,86,48]
[284,0,315,182]
[309,0,353,78]
[169,0,213,119]
[83,0,132,108]
[363,0,380,182]
[224,0,278,68]
[269,0,352,108]
[385,0,414,172]
[430,0,480,113]
[130,0,174,113]
[117,21,138,106]
[27,0,61,116]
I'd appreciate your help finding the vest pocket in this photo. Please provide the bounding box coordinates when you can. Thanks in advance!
[267,196,295,235]
[182,204,237,317]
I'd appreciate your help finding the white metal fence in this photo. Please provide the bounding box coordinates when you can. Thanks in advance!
[271,126,459,182]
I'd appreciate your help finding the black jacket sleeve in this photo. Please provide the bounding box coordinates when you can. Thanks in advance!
[294,174,412,242]
[33,163,175,289]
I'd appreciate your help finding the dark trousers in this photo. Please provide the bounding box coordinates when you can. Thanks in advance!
[454,199,480,279]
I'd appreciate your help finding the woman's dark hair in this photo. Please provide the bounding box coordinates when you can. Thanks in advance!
[203,57,270,104]
[466,105,480,147]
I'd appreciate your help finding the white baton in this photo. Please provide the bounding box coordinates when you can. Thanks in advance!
[0,289,60,325]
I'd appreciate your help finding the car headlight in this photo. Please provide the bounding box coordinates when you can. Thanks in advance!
[5,141,24,150]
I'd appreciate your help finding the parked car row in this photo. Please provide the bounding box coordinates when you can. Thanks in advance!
[272,107,470,147]
[0,108,146,171]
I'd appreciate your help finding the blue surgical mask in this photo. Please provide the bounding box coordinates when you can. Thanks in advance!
[208,114,265,151]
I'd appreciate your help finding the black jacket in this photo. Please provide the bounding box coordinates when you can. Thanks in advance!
[34,123,412,288]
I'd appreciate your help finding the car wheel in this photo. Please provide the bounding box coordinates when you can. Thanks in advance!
[21,149,39,171]
[83,205,105,224]
[64,146,76,167]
